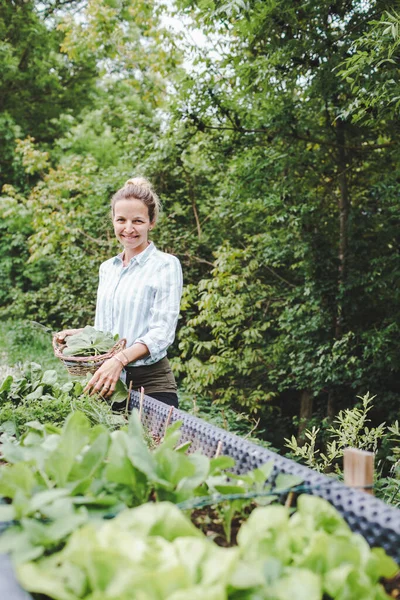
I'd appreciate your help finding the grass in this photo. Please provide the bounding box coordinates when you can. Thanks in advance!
[0,319,67,380]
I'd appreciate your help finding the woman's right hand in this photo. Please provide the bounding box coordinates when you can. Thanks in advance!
[55,328,83,343]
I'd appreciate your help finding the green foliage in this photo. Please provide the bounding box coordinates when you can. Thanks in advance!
[285,393,385,473]
[0,0,99,185]
[1,0,400,432]
[0,407,293,563]
[0,319,63,374]
[337,10,400,125]
[170,0,400,417]
[62,327,118,357]
[375,421,400,508]
[285,392,400,507]
[0,406,397,598]
[179,391,274,449]
[11,496,399,600]
[0,361,124,436]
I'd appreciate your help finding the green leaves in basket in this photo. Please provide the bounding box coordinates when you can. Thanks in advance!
[62,327,119,357]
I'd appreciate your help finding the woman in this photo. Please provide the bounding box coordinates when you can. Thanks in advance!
[58,177,183,407]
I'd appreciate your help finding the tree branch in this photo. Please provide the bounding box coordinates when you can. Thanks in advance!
[183,253,215,268]
[199,123,397,151]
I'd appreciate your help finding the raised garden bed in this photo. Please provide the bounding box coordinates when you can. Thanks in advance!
[0,390,399,599]
[131,391,400,563]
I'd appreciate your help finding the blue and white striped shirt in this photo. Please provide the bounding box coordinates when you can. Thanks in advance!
[94,242,183,366]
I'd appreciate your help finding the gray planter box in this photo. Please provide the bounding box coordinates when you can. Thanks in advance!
[2,391,399,598]
[131,391,400,563]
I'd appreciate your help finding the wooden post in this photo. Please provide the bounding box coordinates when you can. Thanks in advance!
[138,386,145,422]
[343,448,374,495]
[214,440,223,458]
[124,380,133,418]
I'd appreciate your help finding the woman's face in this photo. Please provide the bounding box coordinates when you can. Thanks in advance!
[113,199,153,257]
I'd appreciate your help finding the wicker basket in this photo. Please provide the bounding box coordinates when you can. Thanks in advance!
[52,335,127,376]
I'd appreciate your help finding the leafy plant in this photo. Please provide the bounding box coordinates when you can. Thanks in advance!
[285,393,387,474]
[62,327,118,357]
[375,421,400,508]
[13,497,399,600]
[0,362,125,436]
[284,393,400,507]
[0,409,291,563]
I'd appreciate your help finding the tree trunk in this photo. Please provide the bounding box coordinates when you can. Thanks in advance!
[335,117,350,339]
[298,389,313,440]
[327,390,336,419]
[326,118,350,420]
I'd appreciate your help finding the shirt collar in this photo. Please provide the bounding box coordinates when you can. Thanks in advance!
[114,242,156,267]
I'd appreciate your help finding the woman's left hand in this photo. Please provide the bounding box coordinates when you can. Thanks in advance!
[84,357,122,398]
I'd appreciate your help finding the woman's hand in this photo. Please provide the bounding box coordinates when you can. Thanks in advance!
[83,357,123,398]
[55,328,83,343]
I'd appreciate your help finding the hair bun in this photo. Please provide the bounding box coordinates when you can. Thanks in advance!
[124,177,153,191]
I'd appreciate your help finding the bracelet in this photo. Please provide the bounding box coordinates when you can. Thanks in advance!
[120,350,130,364]
[113,355,126,368]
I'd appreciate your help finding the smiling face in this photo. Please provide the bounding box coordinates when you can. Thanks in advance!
[113,199,153,260]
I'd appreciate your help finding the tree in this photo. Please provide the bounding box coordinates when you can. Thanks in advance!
[0,0,99,187]
[0,0,184,327]
[172,0,400,426]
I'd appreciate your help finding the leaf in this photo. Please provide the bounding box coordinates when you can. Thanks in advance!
[28,488,71,513]
[63,327,117,357]
[105,430,150,504]
[126,412,165,483]
[0,375,13,395]
[176,453,210,492]
[114,502,204,541]
[45,412,92,487]
[109,378,128,403]
[173,537,239,587]
[0,527,45,564]
[67,428,110,494]
[0,420,17,435]
[0,462,36,499]
[292,494,350,535]
[0,503,15,521]
[41,370,59,386]
[270,568,322,600]
[166,584,226,600]
[237,505,291,563]
[22,510,87,547]
[25,385,44,401]
[324,564,378,599]
[209,455,236,474]
[274,473,303,492]
[17,560,84,600]
[367,547,399,580]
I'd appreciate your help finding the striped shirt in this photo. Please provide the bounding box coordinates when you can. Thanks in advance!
[94,242,183,367]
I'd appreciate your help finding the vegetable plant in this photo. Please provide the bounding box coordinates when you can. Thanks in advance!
[0,410,298,563]
[13,499,400,600]
[62,327,118,357]
[0,363,126,436]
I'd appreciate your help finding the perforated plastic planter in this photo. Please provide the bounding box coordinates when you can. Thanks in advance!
[130,390,400,563]
[2,391,399,599]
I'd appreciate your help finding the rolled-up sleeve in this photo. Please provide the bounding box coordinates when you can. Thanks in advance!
[134,256,183,362]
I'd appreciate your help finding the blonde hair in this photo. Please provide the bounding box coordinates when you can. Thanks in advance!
[111,177,161,223]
